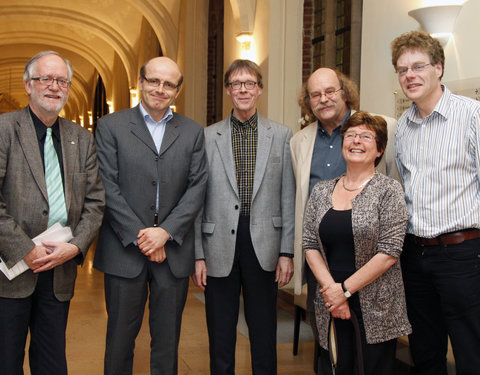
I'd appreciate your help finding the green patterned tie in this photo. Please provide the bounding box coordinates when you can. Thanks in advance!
[44,127,67,228]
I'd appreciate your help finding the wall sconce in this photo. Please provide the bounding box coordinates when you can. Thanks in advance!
[79,115,84,127]
[236,32,253,51]
[88,111,93,126]
[107,100,114,114]
[408,3,465,46]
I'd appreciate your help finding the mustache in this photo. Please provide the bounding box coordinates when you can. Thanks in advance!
[313,102,334,112]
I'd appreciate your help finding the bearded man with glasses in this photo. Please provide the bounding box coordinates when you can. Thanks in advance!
[0,50,105,375]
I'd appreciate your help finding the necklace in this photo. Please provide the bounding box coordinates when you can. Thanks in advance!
[342,174,374,192]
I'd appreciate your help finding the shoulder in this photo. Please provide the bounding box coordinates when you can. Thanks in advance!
[59,117,92,138]
[311,177,337,197]
[291,121,317,143]
[97,107,137,127]
[369,173,404,197]
[0,107,29,127]
[171,112,203,132]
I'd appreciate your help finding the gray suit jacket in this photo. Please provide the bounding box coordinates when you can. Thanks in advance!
[0,107,105,301]
[195,115,295,277]
[94,106,207,279]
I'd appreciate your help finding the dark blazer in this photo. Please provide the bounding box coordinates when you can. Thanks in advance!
[0,107,105,301]
[94,106,207,279]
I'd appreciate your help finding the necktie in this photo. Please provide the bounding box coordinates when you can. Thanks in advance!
[44,127,68,228]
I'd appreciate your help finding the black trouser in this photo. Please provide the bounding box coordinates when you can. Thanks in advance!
[0,270,70,375]
[205,216,278,375]
[317,294,397,375]
[401,236,480,375]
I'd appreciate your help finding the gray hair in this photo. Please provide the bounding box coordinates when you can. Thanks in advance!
[23,51,73,82]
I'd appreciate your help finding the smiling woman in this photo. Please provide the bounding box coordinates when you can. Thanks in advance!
[302,111,411,375]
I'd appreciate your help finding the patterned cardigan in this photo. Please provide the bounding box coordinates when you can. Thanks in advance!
[302,172,412,349]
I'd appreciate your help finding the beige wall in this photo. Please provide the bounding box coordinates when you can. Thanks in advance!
[360,0,480,118]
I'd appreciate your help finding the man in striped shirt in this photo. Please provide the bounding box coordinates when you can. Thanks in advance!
[392,30,480,375]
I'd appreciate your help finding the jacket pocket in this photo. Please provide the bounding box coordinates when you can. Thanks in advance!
[201,222,215,234]
[272,216,282,228]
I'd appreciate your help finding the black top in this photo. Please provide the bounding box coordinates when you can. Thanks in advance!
[318,207,355,282]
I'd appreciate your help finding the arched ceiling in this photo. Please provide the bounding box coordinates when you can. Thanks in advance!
[0,0,180,117]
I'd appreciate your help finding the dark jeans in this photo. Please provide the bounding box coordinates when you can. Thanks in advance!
[205,216,278,375]
[0,270,70,375]
[401,236,480,375]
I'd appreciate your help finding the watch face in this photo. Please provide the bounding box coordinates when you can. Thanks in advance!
[344,290,352,298]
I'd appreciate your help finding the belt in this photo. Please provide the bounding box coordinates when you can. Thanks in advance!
[408,229,480,246]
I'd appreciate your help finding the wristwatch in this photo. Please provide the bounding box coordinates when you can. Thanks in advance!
[341,281,352,299]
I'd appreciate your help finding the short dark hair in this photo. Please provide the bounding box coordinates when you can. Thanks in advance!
[224,59,263,88]
[298,69,359,120]
[341,111,388,167]
[391,30,445,79]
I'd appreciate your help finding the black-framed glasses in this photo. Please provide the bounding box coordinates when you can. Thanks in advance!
[309,87,342,100]
[395,63,431,76]
[227,81,257,90]
[141,75,179,91]
[31,76,71,88]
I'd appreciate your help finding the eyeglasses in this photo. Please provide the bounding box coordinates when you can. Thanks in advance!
[227,81,257,90]
[31,76,71,89]
[142,76,179,91]
[395,63,431,76]
[344,131,376,142]
[309,88,342,100]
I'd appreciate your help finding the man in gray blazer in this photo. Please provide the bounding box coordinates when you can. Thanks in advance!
[192,59,295,374]
[94,56,207,375]
[0,51,105,374]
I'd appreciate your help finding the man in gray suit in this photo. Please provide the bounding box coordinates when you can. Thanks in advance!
[192,59,295,375]
[94,56,208,375]
[0,51,105,374]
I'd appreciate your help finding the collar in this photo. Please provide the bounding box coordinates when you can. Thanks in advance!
[29,106,60,140]
[139,101,173,124]
[317,108,351,136]
[407,85,449,123]
[230,111,258,131]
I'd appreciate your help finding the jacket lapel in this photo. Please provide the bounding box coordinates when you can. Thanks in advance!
[15,108,48,201]
[129,106,157,155]
[59,118,78,212]
[214,118,239,197]
[299,122,317,195]
[159,115,179,156]
[251,116,273,201]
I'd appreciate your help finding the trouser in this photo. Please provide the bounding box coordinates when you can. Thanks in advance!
[205,216,278,375]
[401,236,480,375]
[0,270,70,375]
[317,294,397,375]
[104,260,189,375]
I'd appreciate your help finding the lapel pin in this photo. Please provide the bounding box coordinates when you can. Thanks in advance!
[70,141,76,145]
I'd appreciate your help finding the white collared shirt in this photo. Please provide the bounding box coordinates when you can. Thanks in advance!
[395,85,480,237]
[139,101,173,153]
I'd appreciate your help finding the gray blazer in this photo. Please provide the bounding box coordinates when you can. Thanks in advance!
[94,106,207,279]
[195,115,295,277]
[0,107,105,301]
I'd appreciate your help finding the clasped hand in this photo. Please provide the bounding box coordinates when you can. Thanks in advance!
[24,242,80,273]
[321,282,351,320]
[137,227,169,263]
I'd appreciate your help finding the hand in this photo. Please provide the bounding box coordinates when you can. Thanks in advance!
[275,256,293,288]
[330,301,351,320]
[147,246,167,263]
[31,242,80,273]
[137,227,170,257]
[320,282,347,309]
[192,260,207,291]
[24,245,52,270]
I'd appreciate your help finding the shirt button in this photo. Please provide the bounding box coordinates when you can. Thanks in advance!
[329,145,333,149]
[327,163,331,167]
[42,210,48,216]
